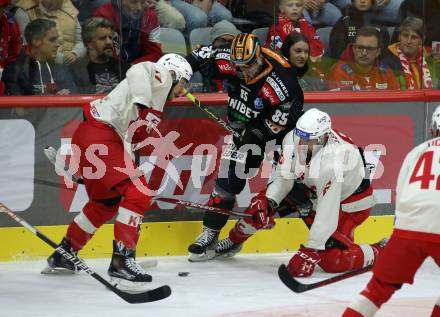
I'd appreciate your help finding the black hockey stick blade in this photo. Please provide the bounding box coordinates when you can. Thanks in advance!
[113,285,171,304]
[154,196,252,218]
[278,264,373,293]
[0,202,171,304]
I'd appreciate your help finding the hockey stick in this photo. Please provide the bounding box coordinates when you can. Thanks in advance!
[154,196,253,218]
[278,264,373,293]
[183,89,242,139]
[0,202,171,304]
[43,148,251,219]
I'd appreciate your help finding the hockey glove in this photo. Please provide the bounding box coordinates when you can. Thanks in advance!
[130,106,164,144]
[287,245,321,277]
[228,193,276,244]
[244,191,277,230]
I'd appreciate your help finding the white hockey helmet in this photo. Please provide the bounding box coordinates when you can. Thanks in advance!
[157,53,193,82]
[295,108,331,144]
[431,105,440,137]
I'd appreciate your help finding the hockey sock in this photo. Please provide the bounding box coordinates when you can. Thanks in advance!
[228,219,256,244]
[431,297,440,317]
[114,179,151,249]
[360,276,399,309]
[343,295,379,317]
[66,200,118,250]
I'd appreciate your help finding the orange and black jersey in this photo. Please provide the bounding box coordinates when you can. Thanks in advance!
[186,45,304,135]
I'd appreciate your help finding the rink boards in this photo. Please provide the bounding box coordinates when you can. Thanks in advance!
[0,91,438,261]
[0,216,393,261]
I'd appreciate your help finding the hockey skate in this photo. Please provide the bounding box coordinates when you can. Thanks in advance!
[41,237,79,275]
[108,240,152,288]
[188,226,219,262]
[215,237,243,258]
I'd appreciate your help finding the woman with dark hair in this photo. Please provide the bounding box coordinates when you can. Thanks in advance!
[281,32,325,91]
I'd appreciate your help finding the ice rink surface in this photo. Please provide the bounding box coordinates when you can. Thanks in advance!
[0,253,438,317]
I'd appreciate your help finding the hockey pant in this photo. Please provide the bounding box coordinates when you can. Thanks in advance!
[301,206,380,273]
[343,233,440,317]
[65,121,151,251]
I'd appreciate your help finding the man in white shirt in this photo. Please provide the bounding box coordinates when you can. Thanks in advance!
[342,105,440,317]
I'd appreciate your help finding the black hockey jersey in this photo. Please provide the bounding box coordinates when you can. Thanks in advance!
[186,46,304,139]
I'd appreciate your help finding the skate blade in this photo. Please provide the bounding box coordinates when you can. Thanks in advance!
[188,250,216,262]
[41,265,77,275]
[109,277,150,292]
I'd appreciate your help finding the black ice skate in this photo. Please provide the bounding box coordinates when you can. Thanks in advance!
[215,237,243,257]
[108,240,152,284]
[188,226,219,262]
[41,237,79,275]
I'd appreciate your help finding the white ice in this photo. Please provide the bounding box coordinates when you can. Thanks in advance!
[0,254,438,317]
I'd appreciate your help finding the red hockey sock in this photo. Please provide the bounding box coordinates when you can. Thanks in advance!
[431,305,440,317]
[341,307,364,317]
[66,200,119,251]
[66,221,92,251]
[361,276,398,308]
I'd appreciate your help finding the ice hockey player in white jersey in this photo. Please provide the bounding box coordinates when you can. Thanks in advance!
[217,108,387,277]
[43,54,193,284]
[343,106,440,317]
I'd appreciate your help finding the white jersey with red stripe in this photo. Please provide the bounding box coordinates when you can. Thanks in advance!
[87,61,172,149]
[394,137,440,241]
[267,129,375,250]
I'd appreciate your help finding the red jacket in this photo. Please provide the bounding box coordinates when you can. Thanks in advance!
[94,1,162,64]
[265,14,324,59]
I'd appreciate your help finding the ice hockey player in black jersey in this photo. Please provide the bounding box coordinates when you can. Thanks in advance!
[186,33,304,261]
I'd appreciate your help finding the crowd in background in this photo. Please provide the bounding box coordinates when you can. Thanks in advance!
[0,0,438,96]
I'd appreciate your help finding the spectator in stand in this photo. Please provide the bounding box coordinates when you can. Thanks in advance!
[331,0,403,25]
[94,0,162,64]
[71,0,108,22]
[428,42,440,89]
[302,0,342,26]
[383,17,432,90]
[280,32,325,90]
[329,0,390,60]
[0,0,22,95]
[397,0,440,47]
[69,17,130,94]
[265,0,324,63]
[145,0,185,31]
[2,18,77,95]
[196,19,239,92]
[169,0,232,37]
[326,26,398,90]
[14,0,86,64]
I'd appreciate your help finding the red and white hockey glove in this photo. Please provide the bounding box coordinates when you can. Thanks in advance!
[245,191,276,230]
[130,106,164,144]
[287,245,321,277]
[228,191,276,244]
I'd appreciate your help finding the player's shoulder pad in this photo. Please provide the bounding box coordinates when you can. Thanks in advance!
[262,47,291,68]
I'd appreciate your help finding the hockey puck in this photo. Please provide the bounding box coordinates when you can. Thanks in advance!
[178,272,190,277]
